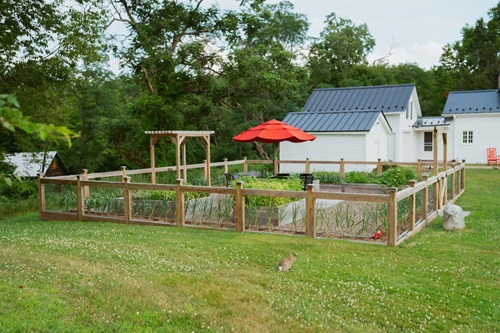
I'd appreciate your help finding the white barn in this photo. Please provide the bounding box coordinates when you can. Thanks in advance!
[280,84,424,172]
[441,89,500,164]
[280,83,500,171]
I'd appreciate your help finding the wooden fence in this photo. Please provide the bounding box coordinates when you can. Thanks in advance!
[38,159,465,246]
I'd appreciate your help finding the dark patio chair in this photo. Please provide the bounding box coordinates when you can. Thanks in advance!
[300,173,314,191]
[224,173,235,187]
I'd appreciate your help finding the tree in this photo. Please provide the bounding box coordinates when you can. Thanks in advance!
[0,0,109,154]
[0,94,77,185]
[110,0,223,96]
[219,1,309,159]
[308,13,375,88]
[439,3,500,90]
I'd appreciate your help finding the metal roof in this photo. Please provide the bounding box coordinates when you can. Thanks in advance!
[283,110,383,132]
[413,117,453,128]
[4,151,57,177]
[302,84,415,113]
[443,90,500,114]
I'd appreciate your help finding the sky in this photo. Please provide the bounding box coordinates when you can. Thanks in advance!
[207,0,498,69]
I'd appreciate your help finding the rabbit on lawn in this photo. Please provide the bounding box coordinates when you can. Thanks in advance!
[278,251,296,271]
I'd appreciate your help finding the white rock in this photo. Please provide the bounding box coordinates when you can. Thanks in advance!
[442,203,470,230]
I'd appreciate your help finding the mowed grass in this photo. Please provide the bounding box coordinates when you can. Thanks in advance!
[0,169,499,332]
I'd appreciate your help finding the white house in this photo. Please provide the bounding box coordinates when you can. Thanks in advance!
[441,89,500,164]
[280,84,424,172]
[280,83,500,171]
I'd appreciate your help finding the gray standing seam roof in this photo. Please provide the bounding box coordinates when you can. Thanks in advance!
[283,84,413,132]
[302,84,415,114]
[283,111,383,132]
[442,90,500,114]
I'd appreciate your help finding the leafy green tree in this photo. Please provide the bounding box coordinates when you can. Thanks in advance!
[439,3,500,90]
[308,13,375,88]
[0,94,76,185]
[1,0,109,154]
[219,1,309,159]
[110,0,223,96]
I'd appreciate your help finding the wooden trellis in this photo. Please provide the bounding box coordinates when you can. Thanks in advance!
[145,130,214,185]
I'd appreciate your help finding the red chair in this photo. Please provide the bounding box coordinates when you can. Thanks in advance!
[487,148,500,164]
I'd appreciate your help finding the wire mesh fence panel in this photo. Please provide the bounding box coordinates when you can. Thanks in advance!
[84,186,123,217]
[243,195,305,233]
[128,188,176,222]
[44,183,78,212]
[397,197,412,236]
[447,176,453,204]
[184,193,235,228]
[427,185,435,214]
[316,200,388,240]
[414,191,424,223]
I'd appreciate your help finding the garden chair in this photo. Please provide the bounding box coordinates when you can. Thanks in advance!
[224,173,235,187]
[487,148,500,164]
[300,173,314,191]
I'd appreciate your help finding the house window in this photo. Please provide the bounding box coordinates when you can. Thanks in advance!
[462,131,473,143]
[424,132,433,151]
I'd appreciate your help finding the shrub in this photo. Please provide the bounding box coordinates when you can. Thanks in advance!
[0,179,37,199]
[233,176,303,207]
[344,171,377,184]
[312,171,342,184]
[377,166,419,188]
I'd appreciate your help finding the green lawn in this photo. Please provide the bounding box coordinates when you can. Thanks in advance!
[0,169,499,332]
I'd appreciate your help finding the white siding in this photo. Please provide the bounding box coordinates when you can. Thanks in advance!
[279,133,366,173]
[365,114,389,162]
[384,87,422,163]
[415,130,448,162]
[385,112,420,162]
[449,114,500,163]
[385,113,400,161]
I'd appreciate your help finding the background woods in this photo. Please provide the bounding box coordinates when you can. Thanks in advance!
[1,0,499,174]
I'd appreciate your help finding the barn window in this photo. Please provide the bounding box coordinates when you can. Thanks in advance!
[424,132,433,151]
[462,131,473,143]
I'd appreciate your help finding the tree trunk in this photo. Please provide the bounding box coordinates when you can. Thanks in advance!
[254,142,269,160]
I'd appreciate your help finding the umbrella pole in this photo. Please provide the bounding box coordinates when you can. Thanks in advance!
[273,142,277,176]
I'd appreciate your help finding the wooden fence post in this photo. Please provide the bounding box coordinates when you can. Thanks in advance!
[434,177,439,213]
[377,159,382,174]
[223,158,228,174]
[203,159,208,183]
[76,175,84,221]
[123,176,132,224]
[409,180,416,231]
[340,158,345,180]
[121,166,127,180]
[305,158,310,174]
[82,169,90,198]
[451,171,456,199]
[176,179,185,227]
[37,173,45,217]
[443,175,448,205]
[305,184,316,238]
[417,159,422,175]
[461,160,466,191]
[387,187,398,246]
[243,157,248,173]
[422,175,429,224]
[235,181,245,232]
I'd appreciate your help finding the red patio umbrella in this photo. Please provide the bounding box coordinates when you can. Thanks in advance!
[233,119,316,143]
[233,119,316,173]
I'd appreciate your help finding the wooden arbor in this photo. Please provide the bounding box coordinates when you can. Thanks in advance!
[145,130,214,185]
